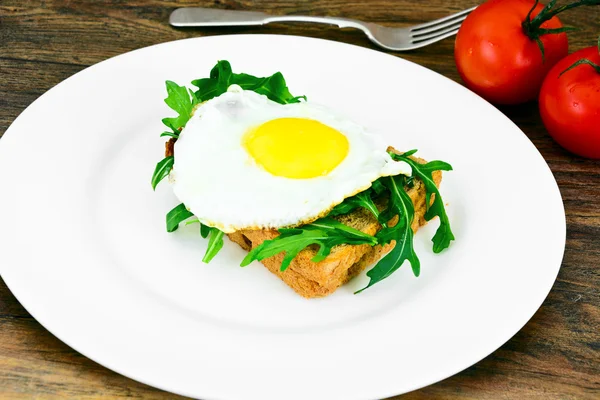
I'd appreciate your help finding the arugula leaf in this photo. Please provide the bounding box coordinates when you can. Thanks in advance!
[328,180,387,220]
[191,61,233,102]
[191,60,305,105]
[232,72,299,104]
[289,95,308,103]
[203,228,225,263]
[240,217,377,271]
[391,151,455,253]
[185,217,225,263]
[188,88,200,106]
[371,179,386,194]
[356,175,420,293]
[185,219,212,239]
[160,131,179,138]
[328,189,382,222]
[200,223,211,239]
[401,149,418,157]
[153,84,195,190]
[151,156,174,190]
[327,201,358,217]
[161,81,194,131]
[166,203,194,232]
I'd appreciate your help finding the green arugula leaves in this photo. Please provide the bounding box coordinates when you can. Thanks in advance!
[160,131,180,139]
[203,228,225,263]
[151,82,196,191]
[166,203,194,232]
[391,151,455,253]
[151,156,174,190]
[162,80,197,132]
[239,150,454,293]
[240,218,377,271]
[200,223,210,239]
[169,206,225,263]
[191,60,305,105]
[328,186,382,222]
[356,175,419,293]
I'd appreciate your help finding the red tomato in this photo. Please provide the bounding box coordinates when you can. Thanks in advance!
[455,0,568,105]
[539,46,600,159]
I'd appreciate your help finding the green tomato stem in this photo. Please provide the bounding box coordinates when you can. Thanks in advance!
[560,59,600,76]
[521,0,600,62]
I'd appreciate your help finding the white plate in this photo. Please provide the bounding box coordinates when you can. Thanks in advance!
[0,35,565,400]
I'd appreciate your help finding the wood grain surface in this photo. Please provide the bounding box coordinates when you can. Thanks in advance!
[1,1,599,399]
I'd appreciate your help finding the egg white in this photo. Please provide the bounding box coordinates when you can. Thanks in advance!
[170,85,411,233]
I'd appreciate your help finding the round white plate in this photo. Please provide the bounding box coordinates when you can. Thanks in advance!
[0,35,565,400]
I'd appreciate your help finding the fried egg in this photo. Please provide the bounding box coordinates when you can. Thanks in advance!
[170,85,411,233]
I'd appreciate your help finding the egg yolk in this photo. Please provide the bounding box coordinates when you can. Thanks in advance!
[244,118,349,179]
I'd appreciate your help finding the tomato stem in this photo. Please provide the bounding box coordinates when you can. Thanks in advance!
[560,59,600,76]
[559,35,600,76]
[522,0,600,61]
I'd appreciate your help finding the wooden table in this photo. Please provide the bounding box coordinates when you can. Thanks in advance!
[1,1,599,398]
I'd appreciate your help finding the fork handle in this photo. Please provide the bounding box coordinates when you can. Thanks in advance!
[170,7,366,30]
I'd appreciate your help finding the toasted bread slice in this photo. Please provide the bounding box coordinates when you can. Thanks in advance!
[228,148,442,298]
[165,140,441,298]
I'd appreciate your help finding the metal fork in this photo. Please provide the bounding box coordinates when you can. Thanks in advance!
[169,7,477,51]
